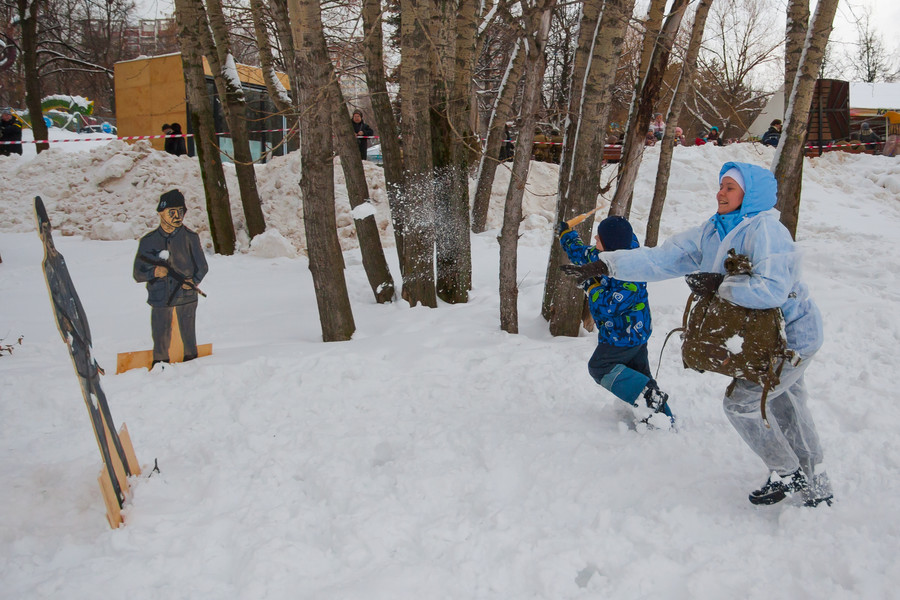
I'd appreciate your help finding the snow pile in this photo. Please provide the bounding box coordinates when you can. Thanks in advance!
[248,228,299,258]
[0,136,564,254]
[2,141,900,598]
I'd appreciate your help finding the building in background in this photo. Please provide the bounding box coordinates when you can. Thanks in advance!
[114,53,293,163]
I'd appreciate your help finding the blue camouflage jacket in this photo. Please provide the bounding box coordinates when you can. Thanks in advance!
[559,230,652,348]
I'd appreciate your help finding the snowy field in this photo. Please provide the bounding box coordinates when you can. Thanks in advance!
[1,135,900,599]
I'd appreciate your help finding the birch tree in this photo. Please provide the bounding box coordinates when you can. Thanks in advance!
[471,37,525,234]
[784,0,809,104]
[608,0,689,218]
[645,0,712,248]
[287,0,355,340]
[499,0,555,333]
[174,0,237,254]
[543,0,635,337]
[203,0,267,239]
[773,0,840,239]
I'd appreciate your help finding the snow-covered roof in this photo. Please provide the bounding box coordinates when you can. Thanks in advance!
[849,82,900,110]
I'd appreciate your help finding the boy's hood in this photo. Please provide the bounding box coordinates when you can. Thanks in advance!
[718,161,777,217]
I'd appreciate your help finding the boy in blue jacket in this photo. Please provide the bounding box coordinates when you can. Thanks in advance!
[556,216,674,429]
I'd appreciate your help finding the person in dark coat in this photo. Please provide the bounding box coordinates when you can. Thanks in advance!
[133,190,208,365]
[351,109,374,161]
[163,122,187,156]
[761,119,782,147]
[858,122,881,151]
[0,108,23,156]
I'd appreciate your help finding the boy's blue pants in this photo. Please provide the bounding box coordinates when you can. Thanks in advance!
[588,342,670,416]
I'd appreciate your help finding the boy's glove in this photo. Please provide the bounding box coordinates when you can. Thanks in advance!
[559,259,609,286]
[554,221,570,238]
[685,272,724,296]
[724,248,752,275]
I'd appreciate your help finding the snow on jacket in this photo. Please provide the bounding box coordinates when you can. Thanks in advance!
[559,230,652,348]
[602,161,823,358]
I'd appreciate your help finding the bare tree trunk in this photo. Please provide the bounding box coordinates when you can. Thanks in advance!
[287,0,355,341]
[330,80,396,303]
[361,0,406,271]
[609,0,689,218]
[544,0,635,337]
[18,0,49,154]
[499,1,555,334]
[250,0,292,114]
[471,39,525,234]
[539,0,602,323]
[432,0,476,303]
[174,0,236,255]
[773,0,839,240]
[398,0,437,307]
[646,0,713,248]
[204,0,267,239]
[785,0,810,106]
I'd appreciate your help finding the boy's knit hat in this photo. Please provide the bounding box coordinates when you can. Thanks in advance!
[597,216,633,251]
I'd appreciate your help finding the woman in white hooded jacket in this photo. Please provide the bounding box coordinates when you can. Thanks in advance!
[562,161,833,507]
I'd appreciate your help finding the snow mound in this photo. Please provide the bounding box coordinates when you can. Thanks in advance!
[90,220,138,241]
[248,228,299,258]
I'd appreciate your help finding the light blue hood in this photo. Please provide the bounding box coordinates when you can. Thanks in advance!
[712,162,778,238]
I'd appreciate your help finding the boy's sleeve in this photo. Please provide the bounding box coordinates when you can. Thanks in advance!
[558,229,600,266]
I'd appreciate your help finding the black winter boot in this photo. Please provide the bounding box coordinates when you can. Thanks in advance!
[749,469,809,505]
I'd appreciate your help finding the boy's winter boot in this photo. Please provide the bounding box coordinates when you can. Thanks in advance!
[633,386,675,430]
[641,386,670,415]
[749,469,809,505]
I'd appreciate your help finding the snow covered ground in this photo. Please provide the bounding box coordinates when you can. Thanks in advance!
[2,137,900,599]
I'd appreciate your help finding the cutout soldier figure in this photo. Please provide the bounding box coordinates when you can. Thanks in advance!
[133,190,208,366]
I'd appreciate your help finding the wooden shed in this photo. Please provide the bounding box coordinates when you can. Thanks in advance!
[114,53,291,161]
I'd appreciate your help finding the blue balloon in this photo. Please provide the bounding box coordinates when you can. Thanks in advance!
[43,115,52,128]
[101,122,112,134]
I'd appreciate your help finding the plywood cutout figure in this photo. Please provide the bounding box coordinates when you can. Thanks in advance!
[35,197,140,527]
[132,190,209,368]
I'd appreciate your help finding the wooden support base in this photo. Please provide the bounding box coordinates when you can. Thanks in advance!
[97,423,142,529]
[115,343,212,374]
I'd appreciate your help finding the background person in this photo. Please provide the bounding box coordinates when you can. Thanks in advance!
[351,109,374,161]
[0,108,22,156]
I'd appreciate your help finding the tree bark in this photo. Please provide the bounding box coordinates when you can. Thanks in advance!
[646,0,713,248]
[174,0,236,255]
[432,0,476,303]
[249,0,292,114]
[18,0,49,154]
[203,0,267,239]
[544,0,635,337]
[784,0,810,107]
[398,0,437,307]
[773,0,839,240]
[609,0,690,218]
[471,38,526,234]
[539,0,602,323]
[287,0,355,341]
[330,80,396,303]
[361,0,406,272]
[499,1,555,334]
